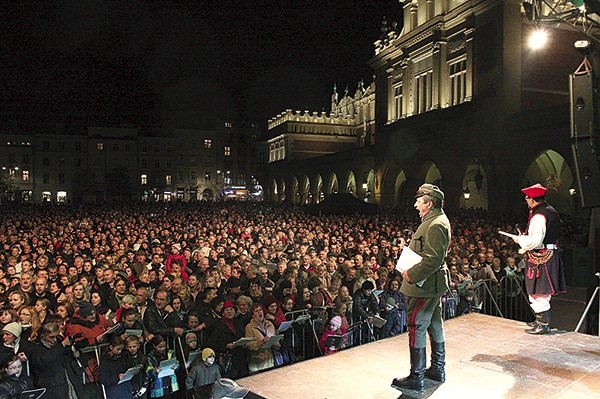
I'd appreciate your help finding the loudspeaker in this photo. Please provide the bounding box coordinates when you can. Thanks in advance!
[570,71,595,139]
[572,137,600,208]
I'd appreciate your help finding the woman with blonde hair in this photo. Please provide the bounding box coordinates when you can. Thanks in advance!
[18,306,41,343]
[7,291,28,313]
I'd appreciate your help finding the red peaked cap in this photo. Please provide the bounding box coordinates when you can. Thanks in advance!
[521,183,548,198]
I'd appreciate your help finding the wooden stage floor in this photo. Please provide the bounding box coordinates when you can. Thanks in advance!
[237,313,600,399]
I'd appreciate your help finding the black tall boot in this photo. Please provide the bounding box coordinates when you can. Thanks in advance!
[526,311,551,334]
[424,341,445,383]
[392,347,426,392]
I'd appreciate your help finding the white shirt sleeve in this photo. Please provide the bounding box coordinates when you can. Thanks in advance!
[516,214,546,251]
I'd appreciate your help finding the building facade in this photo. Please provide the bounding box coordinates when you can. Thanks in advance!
[0,122,259,203]
[259,0,590,215]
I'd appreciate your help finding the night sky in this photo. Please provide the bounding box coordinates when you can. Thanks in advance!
[1,1,403,131]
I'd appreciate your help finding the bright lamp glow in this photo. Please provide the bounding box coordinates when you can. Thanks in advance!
[528,28,548,50]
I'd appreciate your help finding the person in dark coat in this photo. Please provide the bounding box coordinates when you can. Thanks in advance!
[209,301,248,379]
[0,355,34,399]
[29,322,74,399]
[100,336,133,399]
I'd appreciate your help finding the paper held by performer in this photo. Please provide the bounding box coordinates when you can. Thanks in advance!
[396,246,423,273]
[499,231,519,240]
[396,246,425,287]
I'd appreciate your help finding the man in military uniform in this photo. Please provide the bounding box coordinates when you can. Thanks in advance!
[514,183,566,334]
[392,184,451,392]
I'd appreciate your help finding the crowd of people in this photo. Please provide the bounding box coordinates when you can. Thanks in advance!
[0,201,589,398]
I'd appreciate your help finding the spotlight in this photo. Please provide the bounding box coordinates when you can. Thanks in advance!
[528,28,548,50]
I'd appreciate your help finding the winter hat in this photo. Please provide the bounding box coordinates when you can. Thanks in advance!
[211,378,249,399]
[185,332,197,345]
[361,280,375,291]
[2,322,22,338]
[226,277,241,289]
[307,276,322,291]
[223,301,236,310]
[279,280,292,291]
[201,347,215,361]
[78,301,96,318]
[386,297,397,308]
[330,316,342,329]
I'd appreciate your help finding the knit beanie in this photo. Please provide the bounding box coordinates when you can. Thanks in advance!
[2,322,22,338]
[202,347,215,361]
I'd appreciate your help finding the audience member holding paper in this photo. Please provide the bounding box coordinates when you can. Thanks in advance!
[146,334,179,398]
[319,316,347,355]
[100,336,134,399]
[210,301,250,378]
[244,304,280,374]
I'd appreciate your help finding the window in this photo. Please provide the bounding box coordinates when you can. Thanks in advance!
[113,143,119,151]
[43,173,49,184]
[449,58,467,106]
[22,170,29,182]
[76,158,81,167]
[58,173,65,184]
[59,142,66,151]
[75,142,81,151]
[190,170,196,181]
[125,144,130,151]
[154,160,160,168]
[204,171,211,181]
[394,83,403,120]
[22,154,30,164]
[204,139,212,149]
[43,157,49,166]
[178,171,184,181]
[57,191,67,203]
[58,158,65,167]
[225,122,232,128]
[141,174,147,185]
[224,146,231,156]
[97,142,104,151]
[190,155,196,164]
[43,141,50,150]
[166,175,172,185]
[414,70,433,114]
[141,159,147,168]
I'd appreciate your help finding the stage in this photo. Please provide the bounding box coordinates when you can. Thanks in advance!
[238,313,600,399]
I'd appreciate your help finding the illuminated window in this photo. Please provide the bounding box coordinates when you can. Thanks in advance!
[22,170,29,182]
[205,171,211,181]
[224,146,231,156]
[166,175,172,185]
[394,83,403,120]
[141,174,147,185]
[97,143,104,151]
[204,139,212,149]
[225,122,232,128]
[449,58,467,106]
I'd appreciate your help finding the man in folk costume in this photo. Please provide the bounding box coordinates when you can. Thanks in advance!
[514,183,566,334]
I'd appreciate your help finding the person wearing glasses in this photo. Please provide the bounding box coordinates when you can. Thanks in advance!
[513,183,566,335]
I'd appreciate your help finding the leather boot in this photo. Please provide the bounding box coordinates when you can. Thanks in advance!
[424,341,445,383]
[526,311,550,335]
[392,347,426,392]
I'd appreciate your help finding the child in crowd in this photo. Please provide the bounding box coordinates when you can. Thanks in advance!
[125,335,148,398]
[146,334,179,399]
[319,316,347,355]
[185,347,221,394]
